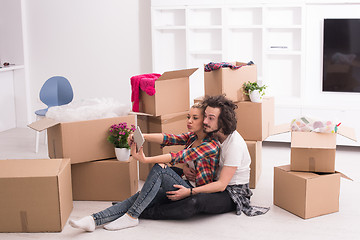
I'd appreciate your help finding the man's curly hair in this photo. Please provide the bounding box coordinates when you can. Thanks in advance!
[202,95,238,135]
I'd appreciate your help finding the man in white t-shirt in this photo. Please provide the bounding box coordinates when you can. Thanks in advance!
[140,95,269,219]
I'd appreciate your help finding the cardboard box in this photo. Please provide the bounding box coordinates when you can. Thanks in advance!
[139,68,198,116]
[236,97,274,141]
[246,141,262,189]
[147,111,189,156]
[139,162,155,181]
[271,124,357,173]
[71,158,138,201]
[204,62,257,102]
[28,115,137,164]
[0,159,73,232]
[291,132,337,173]
[273,165,350,219]
[138,111,188,180]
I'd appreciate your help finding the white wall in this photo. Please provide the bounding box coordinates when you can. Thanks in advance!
[0,0,24,65]
[22,0,152,123]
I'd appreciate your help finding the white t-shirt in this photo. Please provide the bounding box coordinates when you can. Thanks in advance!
[215,131,251,185]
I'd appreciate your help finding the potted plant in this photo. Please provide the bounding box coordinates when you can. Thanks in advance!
[107,122,136,161]
[243,81,267,103]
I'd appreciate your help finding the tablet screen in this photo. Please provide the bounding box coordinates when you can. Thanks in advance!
[133,126,145,152]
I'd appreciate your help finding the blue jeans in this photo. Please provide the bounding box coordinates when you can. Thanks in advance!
[92,163,190,225]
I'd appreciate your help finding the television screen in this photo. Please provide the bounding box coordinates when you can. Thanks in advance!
[323,19,360,93]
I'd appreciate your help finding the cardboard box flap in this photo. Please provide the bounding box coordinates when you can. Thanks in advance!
[59,158,71,172]
[28,118,60,131]
[157,68,198,81]
[129,111,152,117]
[278,165,352,181]
[0,159,64,178]
[290,171,320,179]
[270,123,290,136]
[336,171,353,181]
[291,132,336,149]
[337,125,357,142]
[277,164,317,179]
[277,164,291,172]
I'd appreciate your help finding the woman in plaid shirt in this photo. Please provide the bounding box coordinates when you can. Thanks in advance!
[69,103,220,232]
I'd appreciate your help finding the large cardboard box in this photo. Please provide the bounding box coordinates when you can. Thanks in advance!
[71,158,138,201]
[204,62,257,102]
[147,111,189,156]
[236,97,274,141]
[28,115,137,164]
[0,159,73,232]
[139,68,198,116]
[138,111,189,180]
[246,141,262,189]
[273,165,350,219]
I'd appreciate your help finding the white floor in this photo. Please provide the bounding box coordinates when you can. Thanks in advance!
[1,127,360,240]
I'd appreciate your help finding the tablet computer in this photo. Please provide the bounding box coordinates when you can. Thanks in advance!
[133,126,145,152]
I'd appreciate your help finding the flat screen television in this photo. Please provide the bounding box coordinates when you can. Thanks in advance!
[323,19,360,93]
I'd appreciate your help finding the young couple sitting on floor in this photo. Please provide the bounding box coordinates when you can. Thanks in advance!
[69,95,270,232]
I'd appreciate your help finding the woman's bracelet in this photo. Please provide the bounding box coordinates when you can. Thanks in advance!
[190,187,193,196]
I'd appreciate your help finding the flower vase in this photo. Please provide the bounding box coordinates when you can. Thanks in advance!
[115,148,130,161]
[249,89,262,103]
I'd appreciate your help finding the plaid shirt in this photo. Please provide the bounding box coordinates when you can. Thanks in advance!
[162,132,220,187]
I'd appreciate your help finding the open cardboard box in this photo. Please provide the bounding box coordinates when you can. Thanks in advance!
[139,68,198,116]
[71,158,138,201]
[204,62,257,102]
[271,124,357,173]
[274,165,352,219]
[28,115,137,164]
[0,158,72,232]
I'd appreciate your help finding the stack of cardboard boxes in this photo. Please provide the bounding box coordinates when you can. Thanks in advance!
[1,114,141,232]
[196,62,275,189]
[273,125,356,219]
[0,67,198,232]
[137,68,198,179]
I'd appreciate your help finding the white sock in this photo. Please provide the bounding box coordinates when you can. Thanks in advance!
[103,213,139,231]
[69,216,96,232]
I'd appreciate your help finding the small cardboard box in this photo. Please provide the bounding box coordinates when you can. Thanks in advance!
[139,68,198,116]
[71,158,138,201]
[273,165,350,219]
[291,132,337,173]
[290,128,356,173]
[0,159,73,232]
[28,115,137,164]
[246,141,262,189]
[204,62,257,102]
[270,124,357,173]
[236,97,274,141]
